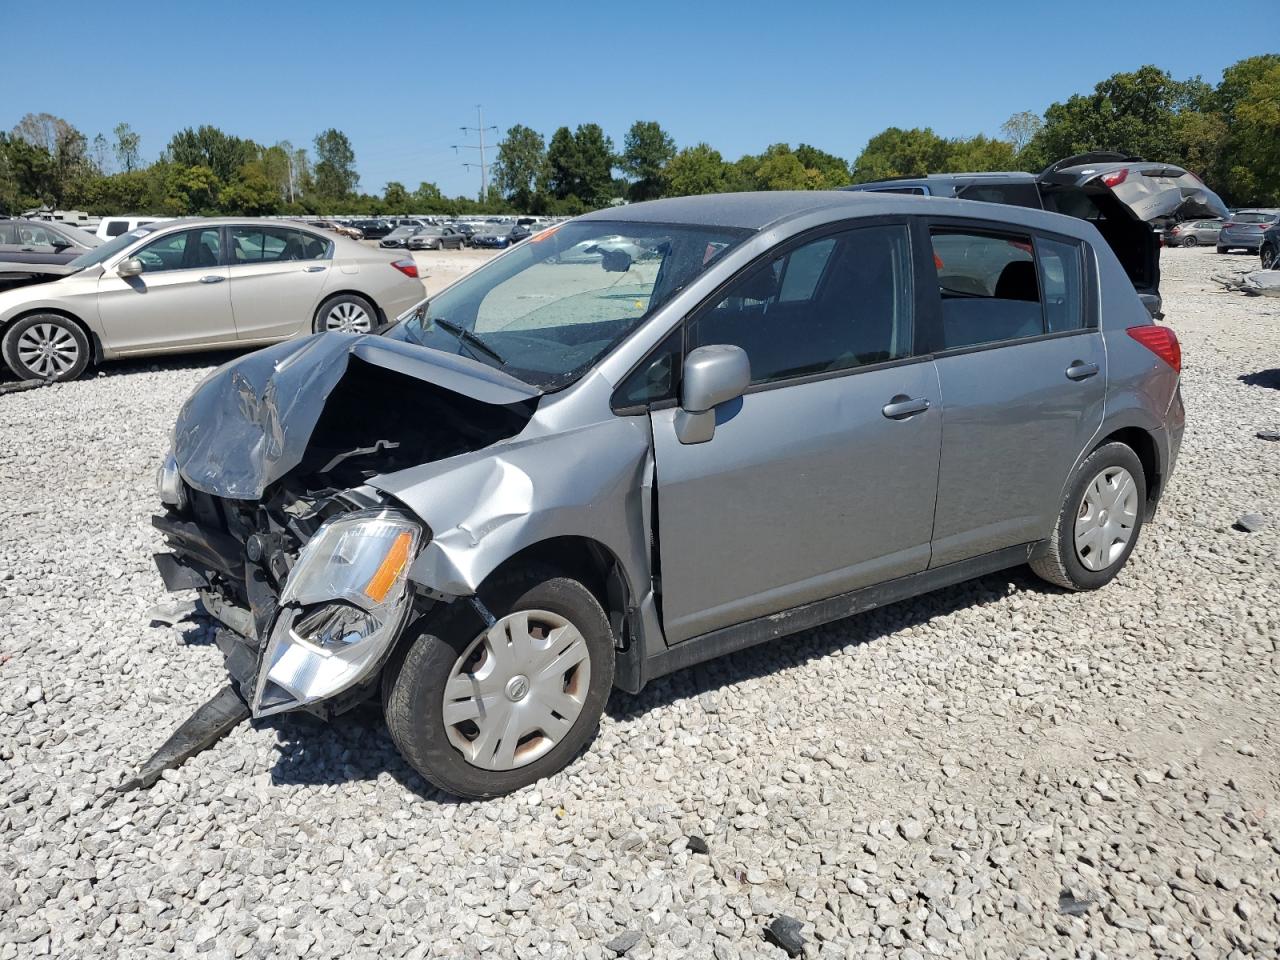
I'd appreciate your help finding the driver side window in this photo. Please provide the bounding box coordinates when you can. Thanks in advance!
[689,224,915,385]
[135,229,221,273]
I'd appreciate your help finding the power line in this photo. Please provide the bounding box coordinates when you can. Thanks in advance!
[452,105,497,202]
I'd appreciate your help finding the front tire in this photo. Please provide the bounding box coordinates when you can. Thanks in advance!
[1030,442,1146,591]
[2,313,91,382]
[1262,246,1277,270]
[314,293,376,334]
[383,572,615,799]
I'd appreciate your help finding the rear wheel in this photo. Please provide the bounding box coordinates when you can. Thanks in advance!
[1262,246,1277,270]
[1180,235,1198,247]
[1216,245,1229,254]
[1,313,91,382]
[383,571,615,798]
[1031,442,1146,591]
[314,293,376,334]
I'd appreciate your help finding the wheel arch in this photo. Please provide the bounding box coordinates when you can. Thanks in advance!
[314,289,386,328]
[2,306,103,363]
[1095,425,1162,516]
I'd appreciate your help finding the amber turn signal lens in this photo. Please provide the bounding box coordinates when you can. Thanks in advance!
[364,531,413,603]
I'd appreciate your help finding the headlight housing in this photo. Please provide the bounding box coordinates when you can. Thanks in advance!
[156,451,187,511]
[252,510,422,717]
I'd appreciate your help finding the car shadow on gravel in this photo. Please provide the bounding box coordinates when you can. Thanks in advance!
[607,566,1046,723]
[257,567,1052,801]
[1239,369,1280,390]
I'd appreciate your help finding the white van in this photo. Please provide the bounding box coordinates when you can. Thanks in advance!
[95,216,172,241]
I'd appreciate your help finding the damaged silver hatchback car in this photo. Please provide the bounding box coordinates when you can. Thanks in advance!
[150,191,1185,798]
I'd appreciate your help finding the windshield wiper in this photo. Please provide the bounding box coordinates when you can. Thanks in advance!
[430,316,506,365]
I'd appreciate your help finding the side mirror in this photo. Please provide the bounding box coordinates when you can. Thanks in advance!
[675,344,750,444]
[601,248,632,273]
[117,257,144,278]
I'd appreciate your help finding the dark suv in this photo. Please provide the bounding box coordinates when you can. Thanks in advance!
[844,153,1229,319]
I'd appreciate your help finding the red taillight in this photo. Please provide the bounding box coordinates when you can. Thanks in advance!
[1101,168,1128,187]
[1128,325,1181,373]
[391,258,419,279]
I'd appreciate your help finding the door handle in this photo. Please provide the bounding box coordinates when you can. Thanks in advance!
[303,265,326,273]
[1065,361,1099,381]
[199,275,225,284]
[882,395,930,420]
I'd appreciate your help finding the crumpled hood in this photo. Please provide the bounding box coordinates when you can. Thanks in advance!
[174,332,540,500]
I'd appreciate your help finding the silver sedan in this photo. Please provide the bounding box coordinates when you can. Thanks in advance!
[0,218,426,381]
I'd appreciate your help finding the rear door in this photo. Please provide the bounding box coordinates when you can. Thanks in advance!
[95,226,236,353]
[226,225,333,342]
[648,221,942,643]
[923,222,1105,566]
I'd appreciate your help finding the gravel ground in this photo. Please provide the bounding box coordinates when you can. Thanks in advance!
[1,247,1277,959]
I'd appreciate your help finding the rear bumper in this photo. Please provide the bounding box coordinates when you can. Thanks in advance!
[1219,230,1262,249]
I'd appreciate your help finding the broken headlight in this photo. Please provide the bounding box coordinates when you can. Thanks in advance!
[156,451,187,511]
[252,510,421,717]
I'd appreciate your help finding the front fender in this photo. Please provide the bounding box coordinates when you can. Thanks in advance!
[368,415,654,601]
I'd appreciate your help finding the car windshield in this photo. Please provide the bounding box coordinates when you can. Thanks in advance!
[65,227,156,270]
[386,226,417,239]
[394,219,750,390]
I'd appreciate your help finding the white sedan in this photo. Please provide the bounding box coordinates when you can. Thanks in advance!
[0,218,427,381]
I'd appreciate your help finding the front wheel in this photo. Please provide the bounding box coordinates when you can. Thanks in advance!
[314,293,376,334]
[1030,442,1146,591]
[383,572,615,798]
[1262,246,1277,270]
[2,313,91,381]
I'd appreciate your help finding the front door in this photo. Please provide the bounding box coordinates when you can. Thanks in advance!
[226,225,333,342]
[924,225,1106,566]
[95,226,236,354]
[651,222,942,644]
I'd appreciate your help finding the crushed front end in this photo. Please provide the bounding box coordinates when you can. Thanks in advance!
[148,332,538,725]
[154,465,425,719]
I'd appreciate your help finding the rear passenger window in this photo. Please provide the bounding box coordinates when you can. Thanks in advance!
[691,224,914,385]
[1036,237,1084,332]
[105,221,129,237]
[931,231,1043,349]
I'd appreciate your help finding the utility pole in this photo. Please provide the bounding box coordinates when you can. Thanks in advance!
[452,105,497,202]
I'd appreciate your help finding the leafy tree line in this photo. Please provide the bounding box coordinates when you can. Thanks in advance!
[2,55,1276,218]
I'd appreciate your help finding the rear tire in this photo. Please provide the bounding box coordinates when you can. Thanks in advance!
[1030,442,1146,591]
[314,293,376,334]
[383,571,615,799]
[1,313,91,382]
[1262,246,1277,270]
[1216,246,1229,254]
[1180,236,1197,247]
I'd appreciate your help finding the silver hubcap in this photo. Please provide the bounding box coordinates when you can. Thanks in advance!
[1074,466,1138,571]
[442,609,591,771]
[324,301,372,333]
[16,322,79,378]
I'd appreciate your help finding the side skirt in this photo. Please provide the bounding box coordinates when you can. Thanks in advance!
[625,543,1036,691]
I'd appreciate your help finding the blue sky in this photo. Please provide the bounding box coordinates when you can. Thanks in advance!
[4,1,1274,198]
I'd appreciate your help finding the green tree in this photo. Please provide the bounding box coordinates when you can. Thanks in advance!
[1024,65,1206,170]
[851,127,951,182]
[161,163,220,215]
[664,143,731,196]
[493,124,546,211]
[752,144,810,190]
[413,181,447,211]
[382,180,409,210]
[943,134,1018,173]
[220,162,280,215]
[113,122,141,173]
[167,125,256,182]
[794,144,851,189]
[545,126,579,201]
[545,124,614,207]
[11,112,90,205]
[312,128,358,199]
[1000,111,1043,155]
[1214,55,1280,204]
[620,120,675,202]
